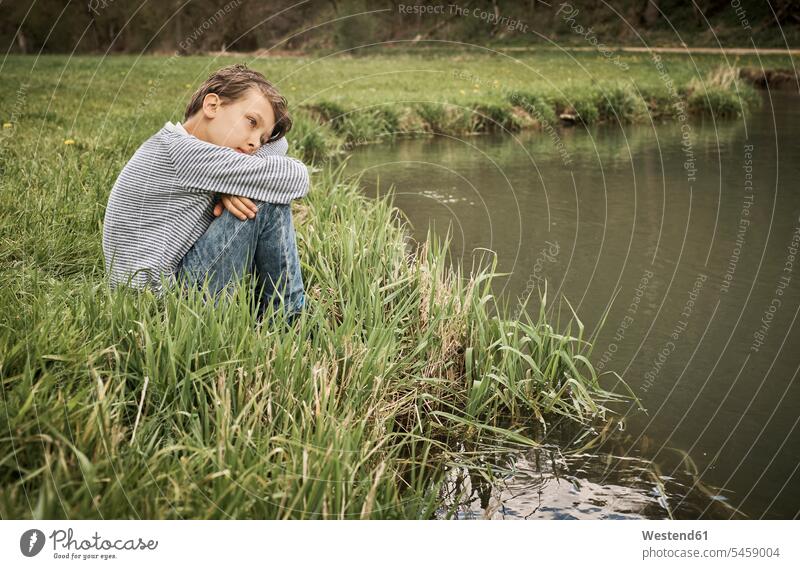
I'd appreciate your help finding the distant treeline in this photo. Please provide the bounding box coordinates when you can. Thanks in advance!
[2,0,798,54]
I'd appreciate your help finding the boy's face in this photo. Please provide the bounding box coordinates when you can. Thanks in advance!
[195,87,276,154]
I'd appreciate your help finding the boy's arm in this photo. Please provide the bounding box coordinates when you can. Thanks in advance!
[162,131,309,204]
[253,136,289,158]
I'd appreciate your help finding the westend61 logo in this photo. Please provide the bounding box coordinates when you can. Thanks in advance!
[19,528,159,560]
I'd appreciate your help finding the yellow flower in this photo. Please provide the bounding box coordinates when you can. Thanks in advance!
[459,89,465,95]
[185,83,191,88]
[2,123,11,129]
[64,139,75,145]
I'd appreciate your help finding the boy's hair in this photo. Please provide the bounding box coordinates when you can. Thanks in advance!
[184,63,292,143]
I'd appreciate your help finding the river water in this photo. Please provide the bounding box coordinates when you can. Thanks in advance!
[345,90,800,519]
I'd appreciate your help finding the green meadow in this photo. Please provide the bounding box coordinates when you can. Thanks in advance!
[0,50,781,518]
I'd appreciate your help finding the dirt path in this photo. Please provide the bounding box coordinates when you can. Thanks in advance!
[499,45,800,55]
[194,46,799,58]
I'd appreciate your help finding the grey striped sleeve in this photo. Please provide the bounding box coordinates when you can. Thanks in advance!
[161,130,309,204]
[254,136,289,158]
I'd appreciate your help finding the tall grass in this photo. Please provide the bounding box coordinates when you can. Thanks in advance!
[0,127,630,517]
[288,68,761,157]
[3,52,719,519]
[686,65,761,118]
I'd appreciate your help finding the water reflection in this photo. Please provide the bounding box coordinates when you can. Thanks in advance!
[434,424,748,520]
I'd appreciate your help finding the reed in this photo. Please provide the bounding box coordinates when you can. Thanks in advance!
[0,151,630,518]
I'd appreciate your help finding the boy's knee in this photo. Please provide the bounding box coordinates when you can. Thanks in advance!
[255,201,290,213]
[256,202,292,223]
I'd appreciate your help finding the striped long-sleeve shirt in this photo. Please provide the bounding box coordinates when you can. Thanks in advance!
[102,121,310,296]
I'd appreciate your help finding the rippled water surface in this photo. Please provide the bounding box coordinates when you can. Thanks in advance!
[346,91,800,519]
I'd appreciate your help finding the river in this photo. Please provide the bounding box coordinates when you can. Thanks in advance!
[344,90,800,519]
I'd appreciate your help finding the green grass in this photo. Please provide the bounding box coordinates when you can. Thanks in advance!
[0,50,768,518]
[0,51,784,160]
[0,154,630,518]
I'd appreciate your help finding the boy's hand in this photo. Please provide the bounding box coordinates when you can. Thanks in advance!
[213,193,259,220]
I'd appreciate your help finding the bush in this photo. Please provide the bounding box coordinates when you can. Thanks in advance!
[415,102,447,133]
[339,109,390,142]
[289,112,342,163]
[414,103,473,134]
[687,84,760,118]
[572,97,599,125]
[686,65,761,118]
[308,101,348,130]
[471,103,523,132]
[594,83,645,123]
[507,91,557,125]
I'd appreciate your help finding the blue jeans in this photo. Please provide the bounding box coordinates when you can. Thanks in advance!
[175,201,305,325]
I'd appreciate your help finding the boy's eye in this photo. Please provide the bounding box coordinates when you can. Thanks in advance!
[248,117,256,127]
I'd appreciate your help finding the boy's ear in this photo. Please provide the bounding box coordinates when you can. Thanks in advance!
[201,93,221,118]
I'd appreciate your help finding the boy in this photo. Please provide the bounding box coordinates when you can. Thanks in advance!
[102,63,310,325]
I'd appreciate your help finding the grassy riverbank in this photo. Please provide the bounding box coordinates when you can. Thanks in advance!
[289,51,776,161]
[0,140,626,520]
[1,51,790,163]
[0,50,780,518]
